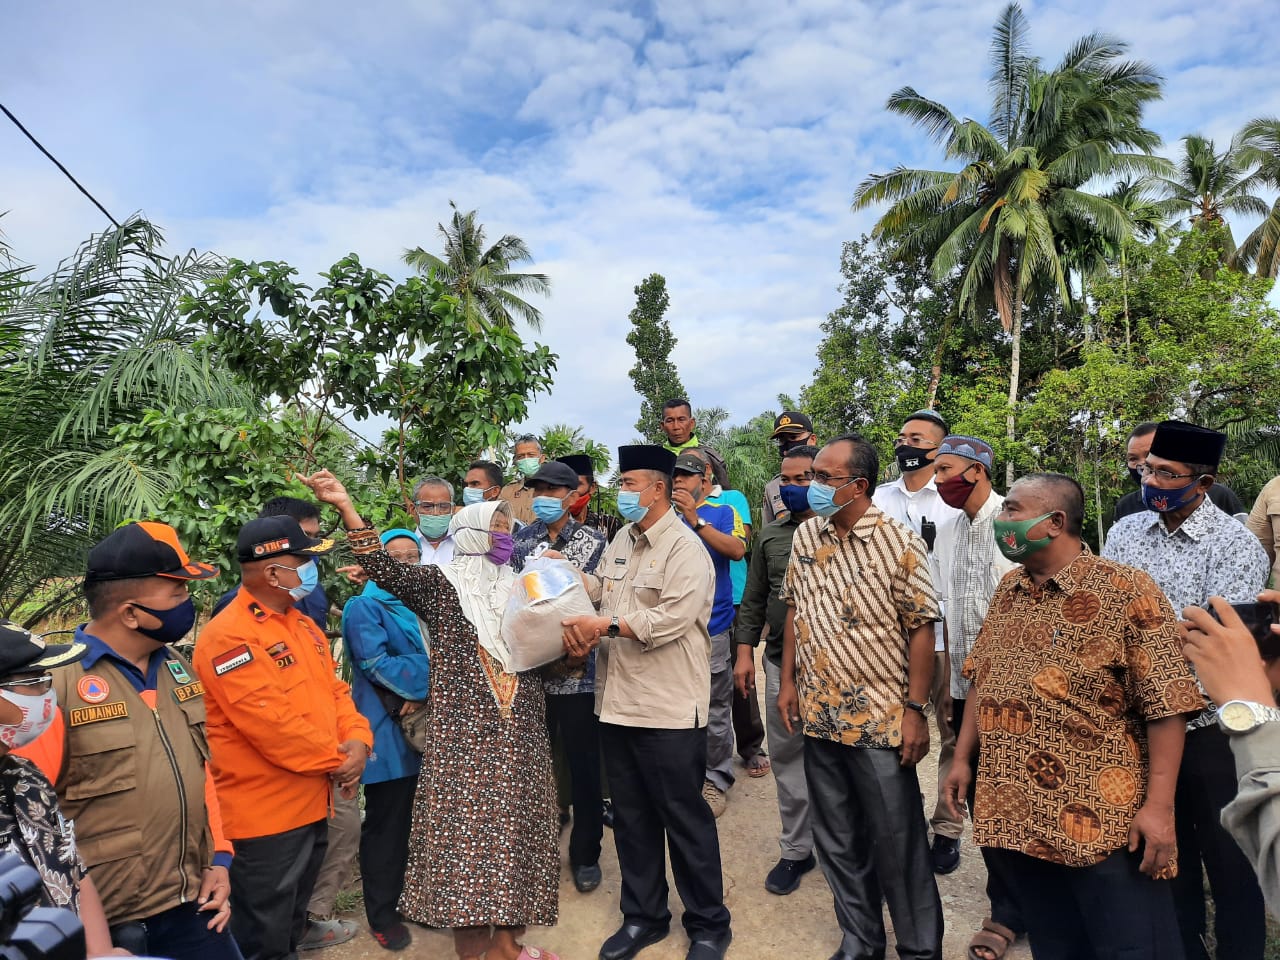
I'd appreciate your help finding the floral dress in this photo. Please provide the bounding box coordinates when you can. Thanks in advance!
[356,552,558,930]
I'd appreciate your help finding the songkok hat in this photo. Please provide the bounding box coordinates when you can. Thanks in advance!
[556,454,595,480]
[1149,420,1226,469]
[937,435,994,473]
[617,445,677,475]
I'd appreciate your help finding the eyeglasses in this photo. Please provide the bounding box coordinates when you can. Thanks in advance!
[386,550,421,563]
[0,674,52,695]
[412,501,454,514]
[812,473,864,486]
[1137,465,1200,482]
[894,436,937,448]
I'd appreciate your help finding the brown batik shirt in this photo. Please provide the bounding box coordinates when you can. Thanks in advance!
[780,505,940,749]
[964,550,1203,869]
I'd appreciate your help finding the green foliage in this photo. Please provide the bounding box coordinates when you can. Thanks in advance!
[626,274,688,442]
[536,423,611,476]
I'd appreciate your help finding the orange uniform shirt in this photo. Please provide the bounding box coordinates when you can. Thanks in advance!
[194,588,373,840]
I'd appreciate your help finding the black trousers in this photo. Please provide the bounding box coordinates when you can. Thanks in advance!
[361,776,417,931]
[730,607,766,762]
[984,847,1184,960]
[803,736,942,960]
[546,691,604,868]
[1172,725,1266,960]
[229,818,328,960]
[599,722,731,940]
[951,698,1025,934]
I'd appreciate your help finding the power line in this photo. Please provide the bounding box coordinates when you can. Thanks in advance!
[0,100,121,228]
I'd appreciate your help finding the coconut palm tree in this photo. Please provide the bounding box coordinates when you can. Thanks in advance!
[403,202,551,331]
[1234,117,1280,278]
[1154,134,1269,264]
[852,3,1167,479]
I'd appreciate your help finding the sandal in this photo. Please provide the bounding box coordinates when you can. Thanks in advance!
[517,948,560,960]
[746,753,771,778]
[967,919,1015,960]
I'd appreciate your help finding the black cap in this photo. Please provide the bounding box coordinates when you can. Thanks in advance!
[85,522,218,583]
[771,411,813,438]
[0,620,87,678]
[672,452,709,475]
[556,454,595,480]
[236,516,336,563]
[617,445,677,474]
[528,461,580,489]
[1150,420,1227,469]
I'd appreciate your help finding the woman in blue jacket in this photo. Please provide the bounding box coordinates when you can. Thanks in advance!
[342,529,431,951]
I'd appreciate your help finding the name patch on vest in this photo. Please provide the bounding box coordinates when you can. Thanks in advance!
[70,701,128,726]
[212,644,253,676]
[172,681,205,703]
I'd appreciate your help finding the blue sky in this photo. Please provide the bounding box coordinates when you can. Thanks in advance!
[3,0,1278,461]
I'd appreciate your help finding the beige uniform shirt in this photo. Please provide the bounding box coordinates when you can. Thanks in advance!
[499,480,535,525]
[586,505,715,728]
[1247,475,1280,587]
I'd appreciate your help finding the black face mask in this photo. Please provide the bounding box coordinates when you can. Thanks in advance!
[895,445,934,473]
[778,437,807,455]
[1128,467,1142,486]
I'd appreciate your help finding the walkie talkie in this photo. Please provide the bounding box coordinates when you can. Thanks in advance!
[920,517,937,552]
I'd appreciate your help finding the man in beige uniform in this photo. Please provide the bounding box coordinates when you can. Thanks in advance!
[563,444,732,960]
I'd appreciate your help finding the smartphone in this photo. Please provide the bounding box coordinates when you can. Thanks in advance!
[1211,602,1280,658]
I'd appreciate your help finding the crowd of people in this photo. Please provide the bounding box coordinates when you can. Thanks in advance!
[3,400,1280,960]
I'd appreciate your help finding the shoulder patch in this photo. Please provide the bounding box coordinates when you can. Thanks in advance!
[247,602,268,622]
[70,701,128,726]
[165,659,192,684]
[77,675,110,704]
[211,644,254,676]
[173,681,205,704]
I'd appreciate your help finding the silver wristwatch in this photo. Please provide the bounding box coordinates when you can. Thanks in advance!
[1217,699,1280,735]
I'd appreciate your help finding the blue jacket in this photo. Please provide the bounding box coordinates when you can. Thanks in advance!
[341,584,430,784]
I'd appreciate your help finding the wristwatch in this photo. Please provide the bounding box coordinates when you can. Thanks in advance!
[1217,699,1280,735]
[606,615,620,639]
[695,517,708,530]
[905,699,931,717]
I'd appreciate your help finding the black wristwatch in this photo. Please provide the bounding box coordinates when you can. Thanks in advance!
[905,699,929,716]
[607,616,620,638]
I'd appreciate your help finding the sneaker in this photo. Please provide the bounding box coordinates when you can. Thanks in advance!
[299,918,357,951]
[701,780,727,818]
[930,834,962,874]
[370,921,411,951]
[765,853,816,895]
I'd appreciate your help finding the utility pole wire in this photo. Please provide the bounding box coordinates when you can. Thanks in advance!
[1,100,122,228]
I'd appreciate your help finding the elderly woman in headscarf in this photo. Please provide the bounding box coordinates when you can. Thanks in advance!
[340,529,431,951]
[303,471,558,960]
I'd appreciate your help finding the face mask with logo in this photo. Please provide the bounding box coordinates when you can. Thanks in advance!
[462,486,488,506]
[993,512,1056,560]
[272,559,319,601]
[515,457,541,479]
[132,597,197,645]
[532,495,569,524]
[486,532,515,566]
[896,445,935,473]
[1141,478,1203,514]
[418,513,452,540]
[806,478,859,518]
[779,483,811,515]
[935,467,977,509]
[617,483,656,523]
[0,688,57,748]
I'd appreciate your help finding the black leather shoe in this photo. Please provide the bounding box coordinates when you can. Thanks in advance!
[930,834,961,874]
[764,853,817,895]
[827,952,857,960]
[686,931,732,960]
[599,922,669,960]
[573,863,603,893]
[602,799,615,828]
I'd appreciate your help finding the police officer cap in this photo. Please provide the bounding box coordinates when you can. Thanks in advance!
[0,620,87,679]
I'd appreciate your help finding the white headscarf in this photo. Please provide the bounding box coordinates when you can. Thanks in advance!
[437,500,516,672]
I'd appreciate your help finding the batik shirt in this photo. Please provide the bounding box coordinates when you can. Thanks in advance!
[513,516,607,695]
[780,506,939,749]
[965,551,1203,868]
[0,756,83,910]
[1103,498,1268,728]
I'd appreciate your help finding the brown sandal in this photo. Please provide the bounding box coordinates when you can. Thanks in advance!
[967,919,1015,960]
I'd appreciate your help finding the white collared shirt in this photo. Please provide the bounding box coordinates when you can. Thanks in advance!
[415,533,455,567]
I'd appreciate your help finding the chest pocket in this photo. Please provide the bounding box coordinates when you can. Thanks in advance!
[64,718,137,802]
[632,571,664,605]
[175,692,211,763]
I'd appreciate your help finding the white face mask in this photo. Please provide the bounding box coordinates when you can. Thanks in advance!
[0,688,58,749]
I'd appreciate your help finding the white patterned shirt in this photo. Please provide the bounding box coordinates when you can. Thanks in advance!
[1102,497,1269,727]
[872,476,958,651]
[935,492,1020,698]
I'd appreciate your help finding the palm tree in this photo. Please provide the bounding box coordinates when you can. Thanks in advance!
[1234,117,1280,278]
[403,202,550,331]
[853,4,1166,480]
[1154,134,1270,265]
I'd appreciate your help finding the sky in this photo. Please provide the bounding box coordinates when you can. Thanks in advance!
[3,0,1278,462]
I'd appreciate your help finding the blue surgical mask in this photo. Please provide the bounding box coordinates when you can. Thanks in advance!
[616,492,647,523]
[272,559,318,601]
[1141,478,1203,514]
[779,483,811,515]
[462,487,487,506]
[131,597,197,645]
[807,478,860,517]
[418,513,452,540]
[532,495,568,524]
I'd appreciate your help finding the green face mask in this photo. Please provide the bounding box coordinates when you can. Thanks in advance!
[993,512,1057,560]
[515,457,541,478]
[417,513,451,540]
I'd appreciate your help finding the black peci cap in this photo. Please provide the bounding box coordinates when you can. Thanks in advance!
[555,454,595,480]
[1150,420,1227,469]
[617,445,677,475]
